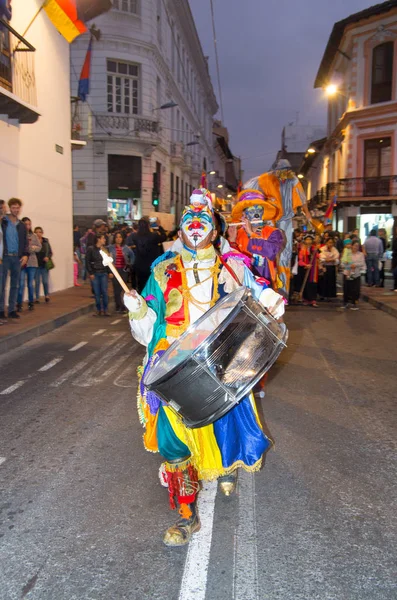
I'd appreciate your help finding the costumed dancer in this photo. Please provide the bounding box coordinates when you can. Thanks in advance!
[244,159,312,298]
[228,189,285,290]
[297,234,319,307]
[123,189,285,546]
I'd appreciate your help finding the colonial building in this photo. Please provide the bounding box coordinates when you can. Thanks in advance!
[0,0,75,292]
[302,0,397,239]
[70,0,224,227]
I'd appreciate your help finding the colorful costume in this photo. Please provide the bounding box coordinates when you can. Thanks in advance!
[230,189,284,289]
[244,159,311,298]
[124,189,285,546]
[297,242,319,305]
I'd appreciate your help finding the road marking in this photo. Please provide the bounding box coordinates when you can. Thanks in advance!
[0,381,25,395]
[38,357,63,372]
[233,472,258,600]
[92,329,106,337]
[111,319,121,325]
[69,341,88,352]
[73,339,128,387]
[51,333,123,388]
[179,480,217,600]
[0,457,6,466]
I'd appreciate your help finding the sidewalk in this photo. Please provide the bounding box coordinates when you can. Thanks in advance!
[0,285,95,353]
[361,285,397,318]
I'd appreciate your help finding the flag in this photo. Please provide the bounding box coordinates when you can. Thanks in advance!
[200,171,207,188]
[78,36,92,101]
[43,0,111,43]
[324,195,337,224]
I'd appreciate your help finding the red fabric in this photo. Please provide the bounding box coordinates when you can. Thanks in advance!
[164,264,186,329]
[115,245,125,269]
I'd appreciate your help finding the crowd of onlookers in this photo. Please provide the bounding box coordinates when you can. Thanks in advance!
[290,225,396,310]
[73,217,167,316]
[0,198,53,325]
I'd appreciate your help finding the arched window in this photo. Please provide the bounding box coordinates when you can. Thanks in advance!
[371,41,394,104]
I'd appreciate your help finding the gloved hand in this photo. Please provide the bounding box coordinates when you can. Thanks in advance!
[123,290,143,313]
[259,288,285,320]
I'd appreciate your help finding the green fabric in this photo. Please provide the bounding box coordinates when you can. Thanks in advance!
[157,406,190,460]
[140,274,167,357]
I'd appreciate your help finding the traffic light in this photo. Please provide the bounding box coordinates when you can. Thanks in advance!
[152,172,160,212]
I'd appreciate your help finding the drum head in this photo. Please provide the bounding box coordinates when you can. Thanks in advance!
[144,286,247,386]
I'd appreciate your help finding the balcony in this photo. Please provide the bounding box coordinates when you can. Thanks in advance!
[0,18,39,124]
[338,177,397,201]
[89,112,161,145]
[170,142,184,165]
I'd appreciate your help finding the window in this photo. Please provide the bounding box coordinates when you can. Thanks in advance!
[371,42,394,104]
[156,0,162,44]
[364,137,391,196]
[0,23,11,92]
[156,76,161,110]
[170,173,174,207]
[107,60,139,114]
[112,0,139,14]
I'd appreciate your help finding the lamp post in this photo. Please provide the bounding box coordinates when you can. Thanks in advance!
[152,101,178,111]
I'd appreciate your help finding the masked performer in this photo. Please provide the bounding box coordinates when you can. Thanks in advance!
[229,189,284,289]
[245,159,312,298]
[123,189,285,547]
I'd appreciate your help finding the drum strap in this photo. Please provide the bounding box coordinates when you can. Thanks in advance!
[218,256,242,286]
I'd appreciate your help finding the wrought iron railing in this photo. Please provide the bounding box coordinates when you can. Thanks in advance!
[0,18,36,106]
[90,112,160,139]
[309,176,397,208]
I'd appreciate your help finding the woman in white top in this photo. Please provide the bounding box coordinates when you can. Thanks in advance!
[343,240,366,310]
[319,238,339,300]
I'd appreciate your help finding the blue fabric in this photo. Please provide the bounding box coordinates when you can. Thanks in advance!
[0,255,21,312]
[5,217,19,254]
[213,396,270,468]
[157,406,190,460]
[366,257,380,286]
[18,266,36,304]
[92,272,108,311]
[35,267,49,298]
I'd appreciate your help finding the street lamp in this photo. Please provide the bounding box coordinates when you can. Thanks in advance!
[297,174,304,179]
[217,184,223,189]
[307,147,316,154]
[209,170,216,175]
[153,101,178,111]
[325,84,338,96]
[227,194,232,198]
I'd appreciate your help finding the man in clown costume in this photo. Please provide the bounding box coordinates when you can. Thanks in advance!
[244,159,312,298]
[123,189,284,546]
[229,189,285,290]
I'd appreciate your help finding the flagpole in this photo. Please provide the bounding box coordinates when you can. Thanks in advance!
[21,2,46,39]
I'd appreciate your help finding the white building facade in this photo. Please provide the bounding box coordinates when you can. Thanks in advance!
[0,0,74,292]
[70,0,219,228]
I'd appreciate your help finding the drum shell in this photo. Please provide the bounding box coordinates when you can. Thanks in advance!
[145,290,287,429]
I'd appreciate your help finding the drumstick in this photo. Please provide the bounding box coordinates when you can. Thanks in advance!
[100,249,130,294]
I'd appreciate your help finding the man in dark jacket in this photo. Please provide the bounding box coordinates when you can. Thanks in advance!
[0,198,29,319]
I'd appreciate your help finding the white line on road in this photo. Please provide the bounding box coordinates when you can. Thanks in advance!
[92,329,106,337]
[38,357,63,372]
[179,480,218,600]
[233,472,258,600]
[0,457,6,466]
[111,319,121,325]
[0,381,25,395]
[69,341,88,352]
[73,339,128,387]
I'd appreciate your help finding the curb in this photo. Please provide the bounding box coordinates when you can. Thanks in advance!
[0,302,95,354]
[361,292,397,319]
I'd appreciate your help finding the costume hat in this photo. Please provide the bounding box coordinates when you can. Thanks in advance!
[231,188,281,222]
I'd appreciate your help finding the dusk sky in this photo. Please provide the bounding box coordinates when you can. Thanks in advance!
[189,0,377,180]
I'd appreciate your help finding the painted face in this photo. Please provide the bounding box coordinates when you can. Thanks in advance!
[243,204,264,224]
[180,206,214,250]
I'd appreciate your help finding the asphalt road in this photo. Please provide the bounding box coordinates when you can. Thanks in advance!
[0,301,396,600]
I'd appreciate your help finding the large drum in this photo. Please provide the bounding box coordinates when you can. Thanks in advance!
[144,286,288,429]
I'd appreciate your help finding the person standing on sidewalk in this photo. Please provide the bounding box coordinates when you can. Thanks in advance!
[342,240,366,310]
[0,198,28,320]
[34,227,52,303]
[108,231,135,313]
[378,228,388,288]
[17,218,41,312]
[85,233,112,316]
[0,200,6,325]
[364,230,383,287]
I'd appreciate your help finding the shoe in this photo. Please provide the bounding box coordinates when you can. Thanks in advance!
[350,305,359,311]
[45,296,50,303]
[74,283,82,287]
[342,304,349,309]
[34,299,40,304]
[8,311,20,319]
[16,303,22,312]
[93,311,102,317]
[311,302,318,308]
[218,471,238,496]
[28,302,34,311]
[103,311,111,317]
[163,507,201,547]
